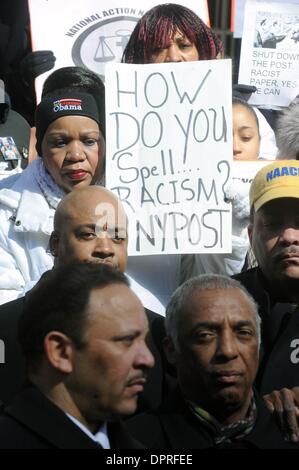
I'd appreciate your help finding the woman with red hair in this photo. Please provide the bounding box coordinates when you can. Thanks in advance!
[122,3,223,64]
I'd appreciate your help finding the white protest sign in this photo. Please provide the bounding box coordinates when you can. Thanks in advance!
[231,159,272,184]
[28,0,209,101]
[105,60,233,256]
[238,0,299,108]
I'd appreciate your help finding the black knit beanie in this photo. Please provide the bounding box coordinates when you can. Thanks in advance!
[35,91,101,156]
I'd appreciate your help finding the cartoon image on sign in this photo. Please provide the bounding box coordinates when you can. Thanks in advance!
[254,12,299,50]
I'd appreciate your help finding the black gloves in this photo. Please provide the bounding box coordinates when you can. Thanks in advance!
[20,50,56,86]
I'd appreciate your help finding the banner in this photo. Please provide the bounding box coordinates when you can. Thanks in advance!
[238,0,299,108]
[105,60,233,256]
[28,0,209,101]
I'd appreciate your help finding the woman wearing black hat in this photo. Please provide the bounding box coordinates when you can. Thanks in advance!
[0,88,105,304]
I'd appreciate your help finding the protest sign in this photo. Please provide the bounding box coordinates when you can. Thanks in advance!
[231,159,271,184]
[238,0,299,108]
[105,60,233,256]
[28,0,209,101]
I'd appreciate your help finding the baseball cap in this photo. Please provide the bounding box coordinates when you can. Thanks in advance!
[250,160,299,212]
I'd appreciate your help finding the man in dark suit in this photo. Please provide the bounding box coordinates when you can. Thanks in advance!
[127,274,296,449]
[0,186,169,411]
[234,160,299,442]
[0,262,153,448]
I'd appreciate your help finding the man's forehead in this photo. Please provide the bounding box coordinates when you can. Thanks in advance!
[89,283,139,304]
[185,288,255,322]
[67,194,121,212]
[258,197,299,215]
[86,285,146,326]
[65,202,127,226]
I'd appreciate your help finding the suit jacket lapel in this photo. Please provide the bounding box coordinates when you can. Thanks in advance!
[108,421,143,449]
[160,411,212,449]
[5,388,102,449]
[158,391,213,449]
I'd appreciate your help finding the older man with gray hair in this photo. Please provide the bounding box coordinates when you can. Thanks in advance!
[127,274,296,448]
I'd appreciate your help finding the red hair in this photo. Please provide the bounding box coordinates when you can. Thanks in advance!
[122,3,223,64]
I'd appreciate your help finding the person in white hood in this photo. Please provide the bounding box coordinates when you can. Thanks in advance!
[193,98,274,277]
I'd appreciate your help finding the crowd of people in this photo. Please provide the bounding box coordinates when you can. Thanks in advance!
[0,2,299,449]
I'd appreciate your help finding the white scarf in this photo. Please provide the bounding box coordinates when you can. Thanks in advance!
[33,158,66,209]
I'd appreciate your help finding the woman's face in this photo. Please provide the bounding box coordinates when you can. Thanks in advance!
[42,115,104,193]
[233,104,260,161]
[149,30,199,63]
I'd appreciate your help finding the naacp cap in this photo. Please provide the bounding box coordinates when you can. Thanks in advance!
[250,160,299,212]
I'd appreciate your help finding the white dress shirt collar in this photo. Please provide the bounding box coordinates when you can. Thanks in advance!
[66,414,111,449]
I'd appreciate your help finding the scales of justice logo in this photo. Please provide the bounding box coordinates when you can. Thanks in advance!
[72,16,138,80]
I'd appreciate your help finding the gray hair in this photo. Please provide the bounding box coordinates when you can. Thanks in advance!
[165,274,261,350]
[276,103,299,159]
